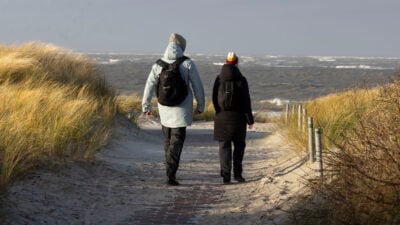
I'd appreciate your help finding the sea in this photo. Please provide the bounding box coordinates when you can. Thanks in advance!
[88,53,399,112]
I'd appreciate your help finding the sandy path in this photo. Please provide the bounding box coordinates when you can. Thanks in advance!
[3,116,313,225]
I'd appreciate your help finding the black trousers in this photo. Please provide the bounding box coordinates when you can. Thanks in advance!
[219,140,246,180]
[162,126,186,179]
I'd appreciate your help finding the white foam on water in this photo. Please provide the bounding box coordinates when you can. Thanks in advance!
[109,59,120,64]
[260,98,291,106]
[335,65,392,70]
[318,57,336,62]
[213,62,224,66]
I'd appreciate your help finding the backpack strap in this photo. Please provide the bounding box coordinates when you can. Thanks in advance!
[156,56,189,70]
[173,56,189,67]
[156,59,169,71]
[170,56,189,70]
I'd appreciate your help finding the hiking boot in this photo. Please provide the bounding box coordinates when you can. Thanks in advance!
[234,175,246,183]
[223,177,231,185]
[167,178,180,186]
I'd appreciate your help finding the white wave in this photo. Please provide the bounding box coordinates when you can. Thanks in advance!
[335,64,391,70]
[109,59,120,64]
[333,56,400,60]
[358,65,371,69]
[213,62,224,66]
[336,65,366,69]
[308,56,337,62]
[97,61,112,65]
[271,65,304,68]
[318,57,336,62]
[260,98,290,106]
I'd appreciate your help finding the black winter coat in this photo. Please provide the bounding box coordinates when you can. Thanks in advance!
[213,64,254,141]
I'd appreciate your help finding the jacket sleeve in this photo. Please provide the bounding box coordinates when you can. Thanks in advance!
[142,64,160,113]
[187,60,205,113]
[212,76,220,113]
[241,77,254,125]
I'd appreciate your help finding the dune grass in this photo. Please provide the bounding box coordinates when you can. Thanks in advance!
[283,76,400,225]
[116,93,146,121]
[282,88,377,151]
[193,100,215,121]
[305,88,377,146]
[0,42,116,190]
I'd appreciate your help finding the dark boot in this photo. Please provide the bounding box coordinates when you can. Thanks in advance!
[234,175,246,183]
[222,176,231,185]
[167,176,180,186]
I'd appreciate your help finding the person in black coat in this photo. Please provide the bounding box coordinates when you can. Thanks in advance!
[212,52,254,184]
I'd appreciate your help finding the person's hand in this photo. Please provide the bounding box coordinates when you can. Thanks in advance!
[248,124,254,129]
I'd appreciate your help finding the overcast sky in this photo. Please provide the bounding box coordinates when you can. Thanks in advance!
[1,0,399,56]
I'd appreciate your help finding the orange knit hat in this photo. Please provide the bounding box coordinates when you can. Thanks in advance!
[226,52,238,64]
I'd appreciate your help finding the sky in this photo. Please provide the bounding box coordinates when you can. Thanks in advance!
[1,0,400,57]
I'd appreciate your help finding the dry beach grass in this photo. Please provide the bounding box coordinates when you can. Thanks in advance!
[0,43,116,189]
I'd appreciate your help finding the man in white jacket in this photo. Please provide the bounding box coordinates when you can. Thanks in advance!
[142,33,205,186]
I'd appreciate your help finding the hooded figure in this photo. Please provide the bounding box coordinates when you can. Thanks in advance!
[212,52,254,184]
[142,33,205,185]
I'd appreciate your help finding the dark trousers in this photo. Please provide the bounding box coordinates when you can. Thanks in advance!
[219,140,246,180]
[162,126,186,179]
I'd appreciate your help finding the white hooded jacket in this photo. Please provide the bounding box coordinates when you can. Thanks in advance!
[142,42,205,128]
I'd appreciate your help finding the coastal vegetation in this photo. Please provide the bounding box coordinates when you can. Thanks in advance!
[0,43,117,190]
[284,71,400,225]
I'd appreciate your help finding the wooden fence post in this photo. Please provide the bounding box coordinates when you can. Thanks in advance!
[302,108,307,133]
[308,117,315,162]
[291,104,295,117]
[315,128,323,177]
[285,104,289,125]
[298,104,302,130]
